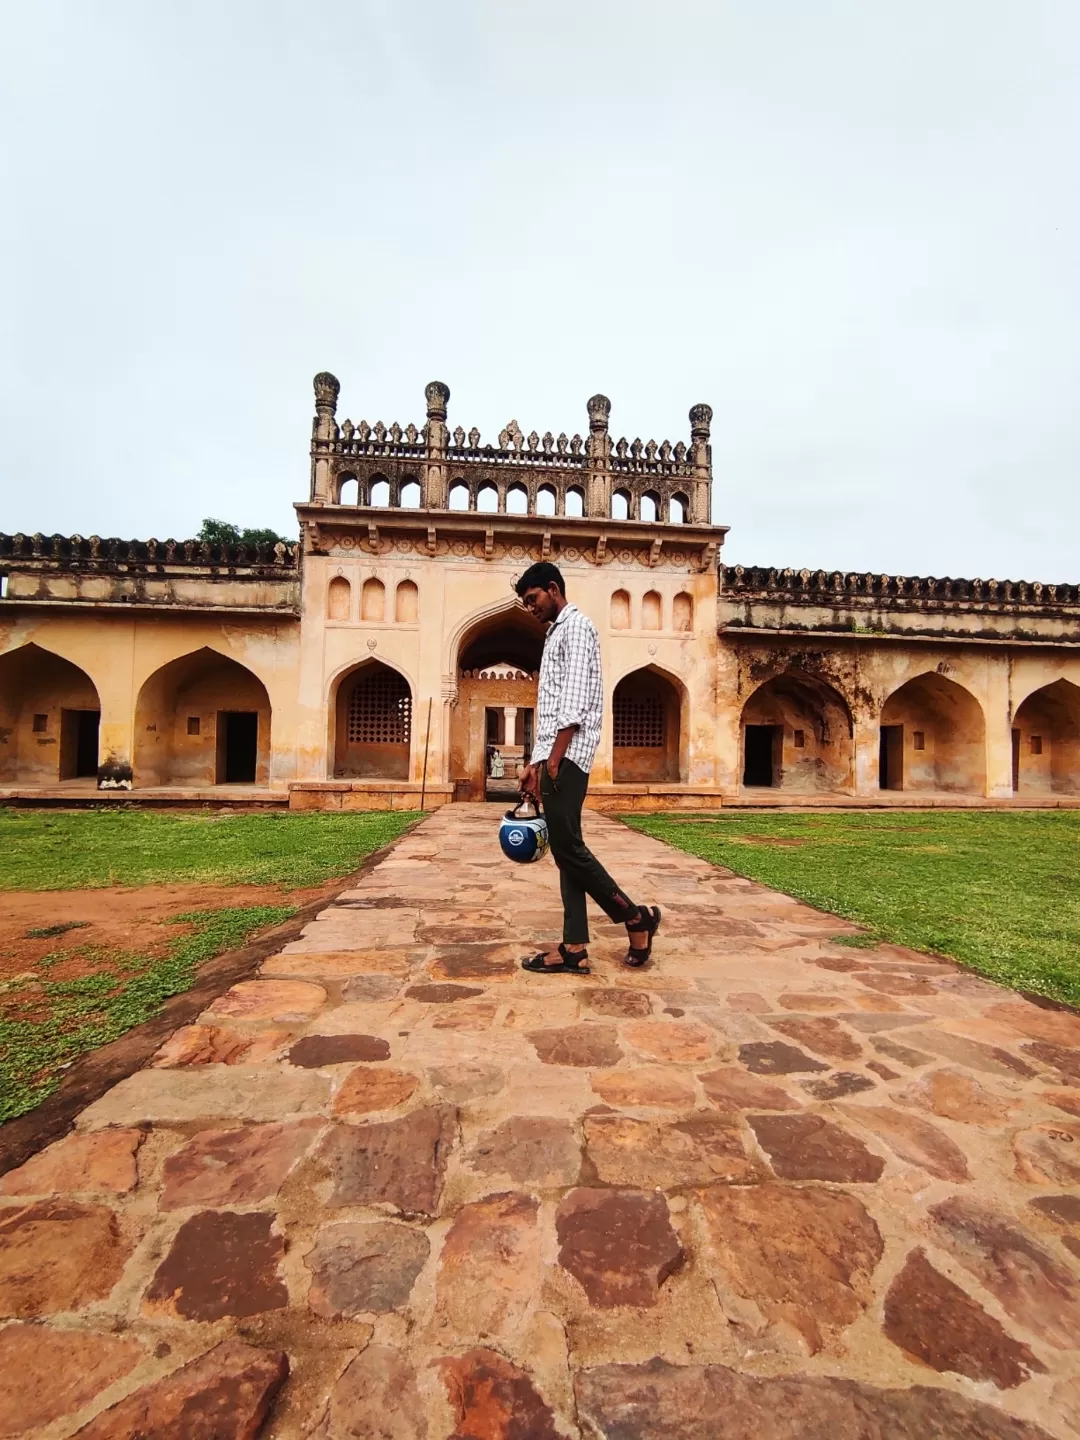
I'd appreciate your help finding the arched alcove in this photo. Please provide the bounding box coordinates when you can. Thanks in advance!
[741,672,854,792]
[451,604,546,799]
[337,473,359,506]
[611,489,631,521]
[361,577,386,622]
[642,590,662,630]
[669,493,688,523]
[400,479,422,509]
[370,476,390,507]
[477,483,498,514]
[0,643,101,785]
[134,648,271,787]
[536,485,557,517]
[610,589,631,630]
[327,575,351,620]
[1012,679,1080,794]
[673,592,693,632]
[640,491,661,523]
[879,672,986,794]
[333,660,412,780]
[448,481,470,511]
[506,484,528,515]
[565,487,584,518]
[613,667,685,783]
[395,579,419,624]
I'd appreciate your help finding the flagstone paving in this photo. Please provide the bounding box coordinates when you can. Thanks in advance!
[2,805,1080,1438]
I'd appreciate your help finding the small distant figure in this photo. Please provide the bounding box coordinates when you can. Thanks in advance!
[489,748,505,779]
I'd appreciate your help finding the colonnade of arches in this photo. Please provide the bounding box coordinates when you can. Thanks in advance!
[739,670,1080,796]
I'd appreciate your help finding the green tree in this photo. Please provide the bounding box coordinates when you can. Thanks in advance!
[197,519,290,546]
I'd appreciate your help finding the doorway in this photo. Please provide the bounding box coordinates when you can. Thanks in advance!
[1011,728,1021,792]
[743,725,780,787]
[880,725,904,790]
[218,711,258,783]
[60,709,100,780]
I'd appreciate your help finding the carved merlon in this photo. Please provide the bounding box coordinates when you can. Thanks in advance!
[720,564,1080,610]
[310,373,715,522]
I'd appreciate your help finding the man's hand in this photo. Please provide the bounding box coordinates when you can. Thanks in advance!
[519,763,540,799]
[545,755,561,782]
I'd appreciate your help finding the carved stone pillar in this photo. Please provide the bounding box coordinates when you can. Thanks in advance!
[424,381,450,510]
[504,705,517,746]
[586,394,612,519]
[311,372,340,504]
[689,403,713,524]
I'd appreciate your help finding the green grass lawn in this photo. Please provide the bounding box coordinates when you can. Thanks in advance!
[625,810,1080,1009]
[0,808,420,1122]
[0,808,419,891]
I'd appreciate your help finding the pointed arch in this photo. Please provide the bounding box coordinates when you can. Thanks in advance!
[361,577,386,622]
[134,647,271,787]
[395,578,419,623]
[330,657,413,780]
[612,663,688,783]
[741,671,854,792]
[0,642,102,785]
[327,575,351,620]
[1012,678,1080,794]
[880,671,985,794]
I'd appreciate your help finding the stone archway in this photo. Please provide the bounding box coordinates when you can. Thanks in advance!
[450,606,545,800]
[741,672,854,792]
[880,672,986,794]
[332,659,413,780]
[612,666,685,784]
[1013,679,1080,794]
[0,643,102,786]
[134,648,272,787]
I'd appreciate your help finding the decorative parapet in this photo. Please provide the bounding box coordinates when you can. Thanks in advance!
[721,564,1080,609]
[0,532,299,572]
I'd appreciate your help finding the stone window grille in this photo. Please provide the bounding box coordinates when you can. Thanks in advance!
[348,671,412,745]
[614,694,664,748]
[32,713,47,733]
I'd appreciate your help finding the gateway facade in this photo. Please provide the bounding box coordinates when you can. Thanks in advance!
[2,374,1078,809]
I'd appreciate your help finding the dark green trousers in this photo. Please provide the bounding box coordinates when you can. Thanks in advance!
[540,759,637,943]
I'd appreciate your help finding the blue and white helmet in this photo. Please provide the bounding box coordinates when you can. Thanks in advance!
[499,797,549,864]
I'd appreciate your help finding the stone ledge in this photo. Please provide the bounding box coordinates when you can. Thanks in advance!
[288,781,454,811]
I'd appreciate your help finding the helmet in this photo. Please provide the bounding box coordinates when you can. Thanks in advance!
[499,797,549,864]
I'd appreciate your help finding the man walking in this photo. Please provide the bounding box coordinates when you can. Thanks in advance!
[515,561,661,973]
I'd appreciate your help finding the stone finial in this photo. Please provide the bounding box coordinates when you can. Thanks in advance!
[689,403,712,439]
[425,381,450,420]
[587,394,611,432]
[314,372,340,414]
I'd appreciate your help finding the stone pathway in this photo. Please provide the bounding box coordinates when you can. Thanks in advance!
[2,806,1080,1439]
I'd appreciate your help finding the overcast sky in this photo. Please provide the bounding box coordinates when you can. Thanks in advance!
[1,1,1076,579]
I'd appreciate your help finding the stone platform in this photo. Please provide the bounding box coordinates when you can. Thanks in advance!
[1,806,1079,1438]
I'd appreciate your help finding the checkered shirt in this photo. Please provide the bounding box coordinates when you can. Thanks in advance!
[530,603,603,774]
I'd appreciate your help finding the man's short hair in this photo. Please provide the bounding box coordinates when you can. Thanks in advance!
[515,562,566,598]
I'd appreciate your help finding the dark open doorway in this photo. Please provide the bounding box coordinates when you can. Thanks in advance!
[60,709,100,780]
[880,724,904,790]
[743,724,780,787]
[218,711,258,783]
[1011,727,1021,792]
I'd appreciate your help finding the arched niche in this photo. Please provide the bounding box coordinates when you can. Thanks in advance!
[565,486,584,518]
[0,643,101,785]
[613,666,685,783]
[361,577,386,622]
[395,579,419,624]
[879,672,986,794]
[741,672,854,792]
[134,647,271,787]
[1012,679,1080,794]
[673,591,693,632]
[332,659,412,780]
[611,488,631,521]
[327,575,351,620]
[506,484,528,515]
[642,590,662,631]
[610,589,631,630]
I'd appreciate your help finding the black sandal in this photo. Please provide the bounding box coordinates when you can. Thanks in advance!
[623,906,662,968]
[521,944,591,975]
